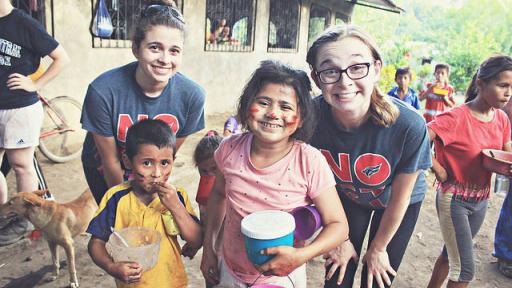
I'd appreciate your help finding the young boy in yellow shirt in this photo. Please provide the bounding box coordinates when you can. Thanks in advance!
[87,119,202,288]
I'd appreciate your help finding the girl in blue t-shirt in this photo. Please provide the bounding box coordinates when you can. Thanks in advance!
[81,0,205,204]
[306,25,431,288]
[0,0,68,245]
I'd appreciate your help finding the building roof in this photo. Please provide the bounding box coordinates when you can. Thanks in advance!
[347,0,405,14]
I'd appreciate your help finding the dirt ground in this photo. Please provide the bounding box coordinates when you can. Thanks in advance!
[0,112,510,288]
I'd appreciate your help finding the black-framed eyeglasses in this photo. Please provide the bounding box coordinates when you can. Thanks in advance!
[142,5,186,24]
[316,62,372,84]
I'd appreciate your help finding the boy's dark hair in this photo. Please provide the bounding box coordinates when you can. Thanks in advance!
[434,63,450,74]
[194,130,223,165]
[125,119,176,159]
[132,0,186,49]
[465,55,512,103]
[395,67,412,79]
[236,60,315,142]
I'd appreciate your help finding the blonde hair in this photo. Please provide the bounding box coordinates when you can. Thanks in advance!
[307,25,399,127]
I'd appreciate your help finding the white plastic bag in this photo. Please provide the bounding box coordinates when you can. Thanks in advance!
[91,0,113,38]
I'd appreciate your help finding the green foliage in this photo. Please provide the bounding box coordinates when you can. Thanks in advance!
[351,0,512,93]
[308,18,326,46]
[379,64,397,93]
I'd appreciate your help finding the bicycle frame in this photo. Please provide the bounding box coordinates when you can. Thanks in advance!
[38,94,75,139]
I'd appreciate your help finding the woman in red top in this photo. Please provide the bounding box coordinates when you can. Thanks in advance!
[427,55,512,288]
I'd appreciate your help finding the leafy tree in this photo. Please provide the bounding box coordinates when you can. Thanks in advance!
[351,0,512,93]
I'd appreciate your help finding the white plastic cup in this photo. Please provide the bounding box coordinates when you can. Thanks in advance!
[106,226,161,272]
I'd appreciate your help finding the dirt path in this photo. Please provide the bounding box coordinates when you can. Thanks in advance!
[0,112,509,287]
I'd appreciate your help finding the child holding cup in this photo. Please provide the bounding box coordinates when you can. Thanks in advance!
[87,119,202,287]
[200,60,348,287]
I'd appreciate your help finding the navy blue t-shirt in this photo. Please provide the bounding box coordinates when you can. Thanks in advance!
[0,9,58,109]
[81,62,206,168]
[311,96,432,208]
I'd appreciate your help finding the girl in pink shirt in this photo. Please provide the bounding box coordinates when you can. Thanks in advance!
[200,60,349,287]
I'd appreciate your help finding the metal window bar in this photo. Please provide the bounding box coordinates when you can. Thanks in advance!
[335,11,349,25]
[308,4,331,45]
[205,0,255,52]
[91,0,184,49]
[12,0,52,34]
[267,0,299,53]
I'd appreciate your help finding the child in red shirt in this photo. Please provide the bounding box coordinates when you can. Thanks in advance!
[420,63,456,123]
[427,55,512,288]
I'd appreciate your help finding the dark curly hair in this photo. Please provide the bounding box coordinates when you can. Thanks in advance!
[236,60,315,142]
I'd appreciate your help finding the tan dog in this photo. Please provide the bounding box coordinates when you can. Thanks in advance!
[0,189,97,288]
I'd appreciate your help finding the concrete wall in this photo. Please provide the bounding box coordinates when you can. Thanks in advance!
[42,0,354,115]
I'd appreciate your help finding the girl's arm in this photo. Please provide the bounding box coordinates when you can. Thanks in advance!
[362,170,419,287]
[6,45,69,92]
[88,236,142,284]
[200,171,227,285]
[33,45,69,90]
[428,127,448,182]
[258,186,348,276]
[93,133,124,188]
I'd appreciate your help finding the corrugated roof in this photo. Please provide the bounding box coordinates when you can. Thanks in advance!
[347,0,405,13]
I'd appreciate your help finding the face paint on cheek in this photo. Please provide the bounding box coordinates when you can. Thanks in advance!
[162,172,171,182]
[135,172,146,182]
[249,106,259,119]
[284,115,300,129]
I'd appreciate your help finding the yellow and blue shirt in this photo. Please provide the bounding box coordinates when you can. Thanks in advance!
[87,181,198,288]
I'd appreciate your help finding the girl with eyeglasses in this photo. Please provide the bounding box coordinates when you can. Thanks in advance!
[81,0,205,206]
[306,25,432,288]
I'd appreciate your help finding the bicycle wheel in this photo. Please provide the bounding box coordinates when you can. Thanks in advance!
[39,96,85,163]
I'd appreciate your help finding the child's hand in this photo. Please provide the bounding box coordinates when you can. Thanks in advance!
[200,246,220,285]
[433,166,448,183]
[181,242,201,259]
[154,181,180,209]
[7,73,39,92]
[108,261,142,284]
[257,246,304,277]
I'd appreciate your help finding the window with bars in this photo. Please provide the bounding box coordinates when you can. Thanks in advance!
[13,0,52,35]
[267,0,299,53]
[308,4,331,46]
[335,12,349,26]
[91,0,184,48]
[205,0,255,52]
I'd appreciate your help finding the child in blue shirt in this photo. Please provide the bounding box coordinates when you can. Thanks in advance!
[387,67,420,110]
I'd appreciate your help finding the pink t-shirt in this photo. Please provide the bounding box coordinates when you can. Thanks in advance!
[428,104,511,199]
[214,132,336,284]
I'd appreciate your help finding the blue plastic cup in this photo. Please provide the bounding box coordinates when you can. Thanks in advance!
[241,210,295,266]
